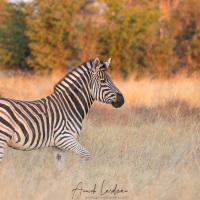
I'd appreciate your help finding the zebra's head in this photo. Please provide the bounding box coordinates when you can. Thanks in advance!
[89,58,124,108]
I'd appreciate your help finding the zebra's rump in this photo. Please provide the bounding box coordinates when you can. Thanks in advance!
[0,97,54,150]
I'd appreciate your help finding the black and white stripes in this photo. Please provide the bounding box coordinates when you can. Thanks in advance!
[0,58,124,164]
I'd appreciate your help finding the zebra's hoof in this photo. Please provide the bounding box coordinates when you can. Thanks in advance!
[56,154,62,161]
[81,157,90,162]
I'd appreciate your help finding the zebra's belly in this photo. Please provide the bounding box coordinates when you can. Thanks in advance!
[8,140,40,150]
[7,131,51,150]
[8,142,41,150]
[8,144,45,151]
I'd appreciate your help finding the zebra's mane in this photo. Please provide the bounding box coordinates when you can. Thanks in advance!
[53,58,108,93]
[53,60,93,92]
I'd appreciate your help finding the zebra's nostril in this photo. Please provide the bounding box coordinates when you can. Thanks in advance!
[111,93,124,108]
[116,93,124,105]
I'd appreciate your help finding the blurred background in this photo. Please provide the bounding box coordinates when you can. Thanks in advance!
[0,0,199,78]
[1,1,200,200]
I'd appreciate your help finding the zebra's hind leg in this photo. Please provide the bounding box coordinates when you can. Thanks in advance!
[0,138,8,164]
[53,147,66,169]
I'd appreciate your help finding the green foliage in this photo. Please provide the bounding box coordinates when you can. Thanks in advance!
[72,1,101,63]
[0,0,200,77]
[98,0,167,77]
[0,2,30,70]
[25,0,80,73]
[171,0,200,74]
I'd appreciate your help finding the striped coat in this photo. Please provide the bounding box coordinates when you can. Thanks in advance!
[0,58,124,164]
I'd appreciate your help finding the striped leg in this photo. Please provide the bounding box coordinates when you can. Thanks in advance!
[0,138,8,164]
[55,133,90,160]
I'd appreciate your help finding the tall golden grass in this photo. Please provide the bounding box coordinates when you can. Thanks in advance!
[0,72,200,200]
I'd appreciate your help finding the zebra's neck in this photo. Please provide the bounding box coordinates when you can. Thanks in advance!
[52,65,94,133]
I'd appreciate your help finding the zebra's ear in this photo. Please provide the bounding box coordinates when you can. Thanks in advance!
[92,58,101,72]
[104,58,111,69]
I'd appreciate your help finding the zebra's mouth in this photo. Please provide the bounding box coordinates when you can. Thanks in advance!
[111,101,122,108]
[111,93,124,108]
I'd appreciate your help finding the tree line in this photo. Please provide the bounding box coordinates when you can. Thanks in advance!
[0,0,199,78]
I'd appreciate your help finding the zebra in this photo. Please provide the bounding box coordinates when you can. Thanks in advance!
[0,58,124,165]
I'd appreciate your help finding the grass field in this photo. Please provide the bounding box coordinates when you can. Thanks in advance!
[0,73,200,200]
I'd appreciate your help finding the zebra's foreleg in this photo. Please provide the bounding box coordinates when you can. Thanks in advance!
[55,133,90,160]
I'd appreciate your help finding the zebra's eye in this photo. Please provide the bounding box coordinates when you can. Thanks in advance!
[100,79,106,84]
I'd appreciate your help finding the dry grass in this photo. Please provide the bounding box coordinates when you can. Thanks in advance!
[0,73,200,200]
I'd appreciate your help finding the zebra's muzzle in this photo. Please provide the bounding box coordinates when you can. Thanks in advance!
[111,93,124,108]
